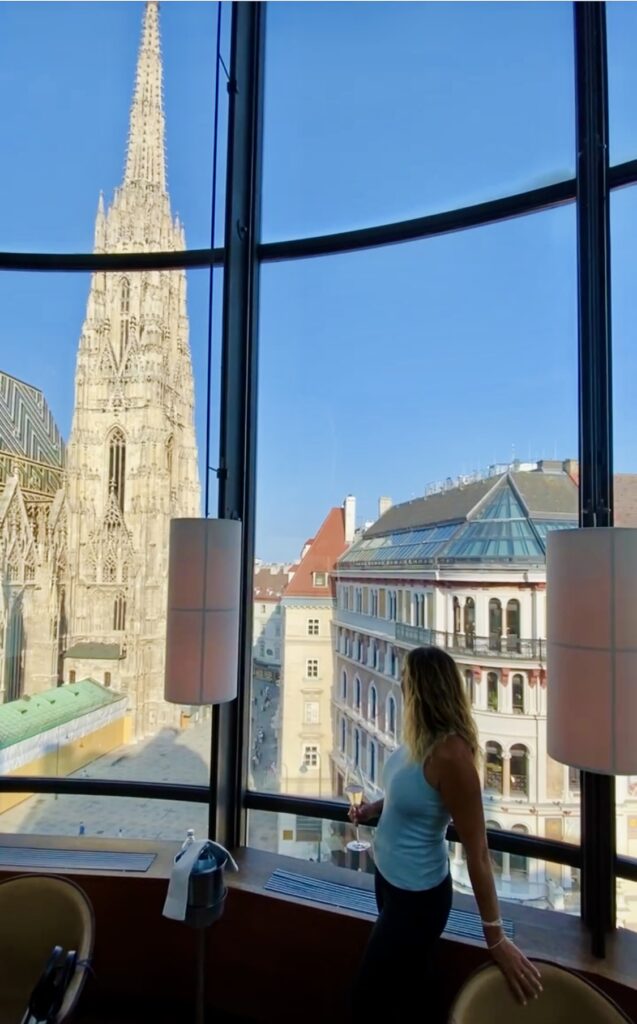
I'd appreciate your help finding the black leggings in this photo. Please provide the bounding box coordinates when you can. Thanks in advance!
[352,869,452,1020]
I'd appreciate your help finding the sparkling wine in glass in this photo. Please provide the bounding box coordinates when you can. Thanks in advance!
[345,784,371,853]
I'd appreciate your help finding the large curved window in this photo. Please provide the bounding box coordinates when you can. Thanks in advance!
[485,742,503,795]
[263,2,574,238]
[510,744,529,798]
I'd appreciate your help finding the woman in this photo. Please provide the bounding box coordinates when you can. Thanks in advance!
[350,646,542,1016]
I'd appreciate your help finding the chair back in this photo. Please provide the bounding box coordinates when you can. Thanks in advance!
[449,960,633,1024]
[0,874,94,1023]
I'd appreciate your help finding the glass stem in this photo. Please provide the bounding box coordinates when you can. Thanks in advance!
[356,824,361,845]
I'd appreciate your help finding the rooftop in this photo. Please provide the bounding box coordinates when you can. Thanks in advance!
[284,506,349,599]
[0,679,126,750]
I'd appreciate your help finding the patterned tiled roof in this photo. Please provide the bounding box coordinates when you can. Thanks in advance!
[0,679,125,750]
[0,371,64,466]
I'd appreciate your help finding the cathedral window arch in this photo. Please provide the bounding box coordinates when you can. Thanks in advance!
[113,592,127,632]
[108,428,126,512]
[120,277,130,315]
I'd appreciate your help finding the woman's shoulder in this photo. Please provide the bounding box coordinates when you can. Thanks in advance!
[432,733,474,766]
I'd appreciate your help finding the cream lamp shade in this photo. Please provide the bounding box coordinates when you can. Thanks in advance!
[165,518,242,705]
[547,527,637,775]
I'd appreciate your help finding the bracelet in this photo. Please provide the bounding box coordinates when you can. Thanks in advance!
[487,936,507,952]
[482,918,503,928]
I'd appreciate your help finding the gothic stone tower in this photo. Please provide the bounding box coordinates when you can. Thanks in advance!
[64,1,200,734]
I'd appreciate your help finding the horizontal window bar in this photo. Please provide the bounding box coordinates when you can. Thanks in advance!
[244,790,581,868]
[0,247,223,273]
[616,855,637,883]
[1,160,636,274]
[0,775,209,803]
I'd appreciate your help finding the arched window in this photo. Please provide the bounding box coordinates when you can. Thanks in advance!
[486,820,503,873]
[108,428,126,512]
[453,596,461,638]
[369,742,377,784]
[510,744,529,797]
[487,671,499,712]
[511,824,529,876]
[120,277,130,315]
[464,669,475,705]
[368,684,378,724]
[489,598,502,650]
[113,593,127,632]
[506,599,521,652]
[340,717,346,753]
[386,695,397,737]
[512,673,525,714]
[354,676,361,712]
[341,669,348,702]
[485,742,503,794]
[464,597,475,649]
[354,728,361,768]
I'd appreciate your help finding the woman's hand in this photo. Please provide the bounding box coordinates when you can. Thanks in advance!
[348,799,382,826]
[488,936,542,1005]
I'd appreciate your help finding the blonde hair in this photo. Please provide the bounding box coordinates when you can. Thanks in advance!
[402,646,480,766]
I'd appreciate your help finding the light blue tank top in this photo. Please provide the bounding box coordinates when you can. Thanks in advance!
[374,745,450,892]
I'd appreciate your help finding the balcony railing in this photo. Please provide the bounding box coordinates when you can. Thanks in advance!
[395,623,546,661]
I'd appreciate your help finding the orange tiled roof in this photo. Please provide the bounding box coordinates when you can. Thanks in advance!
[284,507,348,599]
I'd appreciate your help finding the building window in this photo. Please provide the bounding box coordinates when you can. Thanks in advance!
[304,700,320,725]
[489,598,502,651]
[306,658,319,678]
[368,684,378,724]
[120,277,130,314]
[569,765,580,794]
[464,597,475,649]
[108,428,126,512]
[506,599,521,652]
[312,571,327,587]
[354,729,361,768]
[113,593,127,632]
[511,824,529,876]
[486,820,503,873]
[302,744,319,768]
[510,744,529,797]
[340,717,346,753]
[371,590,379,616]
[485,742,503,794]
[386,695,396,737]
[295,816,322,843]
[464,669,475,705]
[104,671,112,687]
[354,676,361,711]
[341,669,348,701]
[69,670,76,684]
[369,741,377,784]
[487,671,499,711]
[258,641,265,657]
[453,596,461,637]
[512,673,525,714]
[307,618,319,636]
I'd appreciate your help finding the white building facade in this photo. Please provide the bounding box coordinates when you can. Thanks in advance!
[333,461,637,917]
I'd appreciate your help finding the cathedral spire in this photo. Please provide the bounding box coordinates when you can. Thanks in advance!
[123,1,166,193]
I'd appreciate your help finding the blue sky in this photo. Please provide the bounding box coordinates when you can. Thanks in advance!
[0,2,636,563]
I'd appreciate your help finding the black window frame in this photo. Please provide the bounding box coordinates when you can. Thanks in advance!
[0,0,634,958]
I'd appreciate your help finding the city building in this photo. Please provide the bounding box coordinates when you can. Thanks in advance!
[0,2,200,735]
[253,562,296,683]
[276,498,354,859]
[333,460,637,920]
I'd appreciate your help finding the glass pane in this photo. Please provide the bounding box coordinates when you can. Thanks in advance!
[247,811,376,875]
[0,266,219,809]
[252,205,579,884]
[0,793,207,842]
[0,2,224,252]
[607,1,637,166]
[262,2,575,240]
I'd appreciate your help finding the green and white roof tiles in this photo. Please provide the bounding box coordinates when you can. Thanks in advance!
[0,678,126,751]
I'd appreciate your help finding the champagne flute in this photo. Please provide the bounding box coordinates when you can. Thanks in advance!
[345,783,371,853]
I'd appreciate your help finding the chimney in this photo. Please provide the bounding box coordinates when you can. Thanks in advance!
[378,496,392,519]
[562,459,579,484]
[344,495,356,544]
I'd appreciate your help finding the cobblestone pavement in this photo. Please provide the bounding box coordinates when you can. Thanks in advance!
[0,678,282,850]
